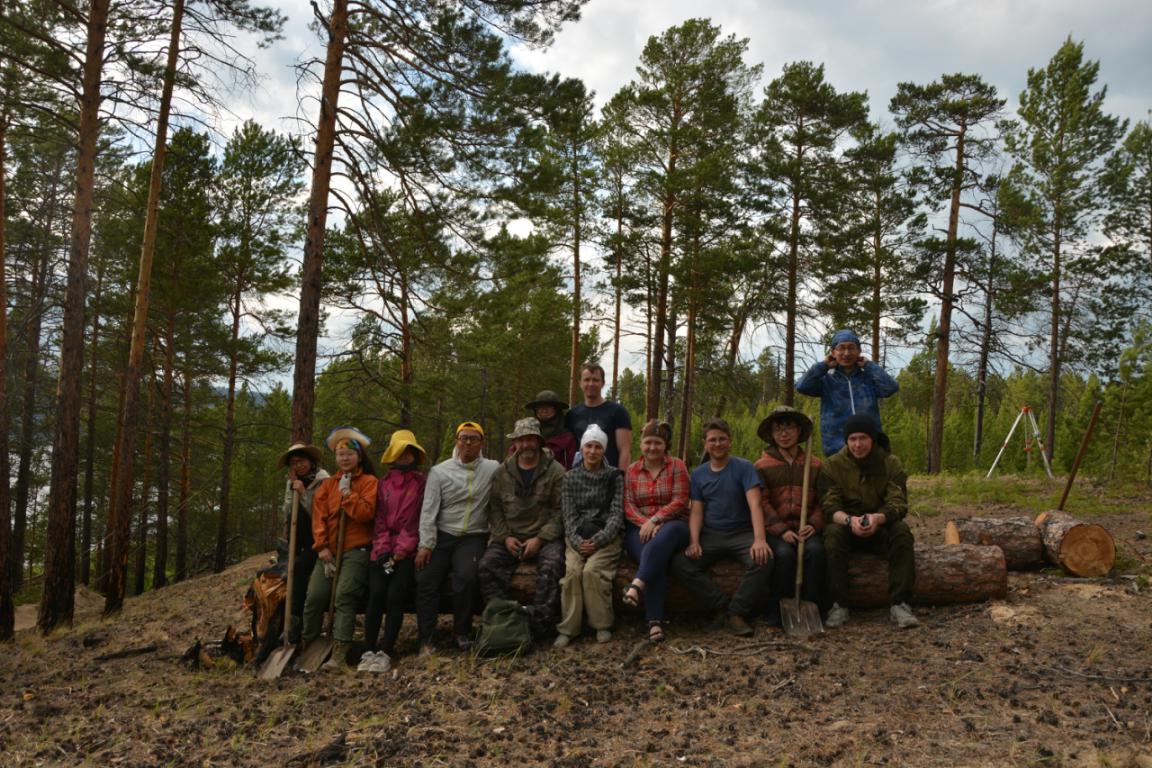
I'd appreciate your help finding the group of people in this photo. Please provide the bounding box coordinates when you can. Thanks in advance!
[275,330,918,673]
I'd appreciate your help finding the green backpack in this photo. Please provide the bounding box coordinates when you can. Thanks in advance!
[476,599,532,657]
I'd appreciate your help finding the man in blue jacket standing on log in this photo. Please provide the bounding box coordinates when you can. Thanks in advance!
[796,329,899,456]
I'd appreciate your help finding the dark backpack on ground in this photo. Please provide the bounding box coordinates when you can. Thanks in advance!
[476,599,532,658]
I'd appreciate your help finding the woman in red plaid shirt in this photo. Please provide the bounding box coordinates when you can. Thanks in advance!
[622,420,691,642]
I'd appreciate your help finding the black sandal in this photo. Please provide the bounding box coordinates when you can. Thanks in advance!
[622,580,644,608]
[648,621,665,643]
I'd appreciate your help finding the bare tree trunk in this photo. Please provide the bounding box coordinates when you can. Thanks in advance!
[134,387,154,596]
[1047,227,1062,459]
[39,0,112,634]
[677,293,697,461]
[12,208,52,593]
[80,261,105,587]
[568,159,582,407]
[398,268,413,427]
[293,0,348,444]
[928,129,966,474]
[174,364,193,582]
[647,144,678,420]
[662,306,677,427]
[153,319,174,588]
[973,221,997,460]
[0,32,14,639]
[871,190,882,359]
[612,208,623,397]
[104,0,184,615]
[784,184,801,406]
[215,289,242,573]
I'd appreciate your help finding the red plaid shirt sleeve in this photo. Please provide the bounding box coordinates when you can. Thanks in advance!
[624,457,689,526]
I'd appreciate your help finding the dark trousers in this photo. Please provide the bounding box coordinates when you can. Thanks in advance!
[624,520,690,623]
[364,557,415,654]
[670,527,772,617]
[479,537,565,636]
[290,548,316,620]
[415,532,486,645]
[823,520,915,606]
[767,534,825,611]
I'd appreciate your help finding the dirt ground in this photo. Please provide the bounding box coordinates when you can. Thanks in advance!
[2,479,1150,767]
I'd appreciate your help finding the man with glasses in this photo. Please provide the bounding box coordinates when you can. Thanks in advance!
[796,329,899,456]
[414,421,500,654]
[754,406,825,627]
[671,418,772,637]
[479,417,567,637]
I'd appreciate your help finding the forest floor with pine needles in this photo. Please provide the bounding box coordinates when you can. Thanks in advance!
[2,475,1150,767]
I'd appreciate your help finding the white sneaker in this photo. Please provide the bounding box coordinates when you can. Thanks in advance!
[356,651,378,673]
[890,602,920,628]
[553,634,571,648]
[596,629,612,644]
[825,603,850,628]
[371,652,392,672]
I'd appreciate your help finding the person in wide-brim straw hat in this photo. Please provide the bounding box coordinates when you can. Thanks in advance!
[301,426,378,669]
[278,442,329,642]
[753,405,824,628]
[518,390,577,469]
[360,428,428,673]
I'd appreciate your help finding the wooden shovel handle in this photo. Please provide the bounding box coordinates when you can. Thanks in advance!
[322,508,347,635]
[794,433,815,595]
[283,489,301,650]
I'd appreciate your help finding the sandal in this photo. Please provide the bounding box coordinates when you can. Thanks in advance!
[647,621,665,644]
[622,580,644,608]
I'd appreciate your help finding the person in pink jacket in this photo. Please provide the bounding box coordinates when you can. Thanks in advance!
[359,430,428,673]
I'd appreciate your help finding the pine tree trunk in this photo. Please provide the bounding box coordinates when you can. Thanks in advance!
[134,395,154,596]
[104,0,184,615]
[12,217,51,592]
[974,223,996,460]
[928,128,966,474]
[677,292,697,461]
[784,185,800,406]
[647,144,677,421]
[0,55,14,640]
[1047,227,1062,459]
[153,320,174,588]
[39,0,112,634]
[80,261,105,587]
[293,0,348,444]
[215,291,242,573]
[612,205,623,397]
[871,190,882,360]
[174,364,193,582]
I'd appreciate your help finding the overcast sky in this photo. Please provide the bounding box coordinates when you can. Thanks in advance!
[232,0,1152,380]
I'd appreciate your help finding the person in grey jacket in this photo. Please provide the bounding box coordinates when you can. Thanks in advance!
[413,422,500,654]
[479,417,566,637]
[278,443,329,643]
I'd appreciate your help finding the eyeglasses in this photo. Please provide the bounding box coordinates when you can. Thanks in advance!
[457,435,482,445]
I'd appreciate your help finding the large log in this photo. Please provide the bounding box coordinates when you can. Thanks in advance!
[505,543,1006,612]
[1034,510,1116,577]
[944,516,1044,570]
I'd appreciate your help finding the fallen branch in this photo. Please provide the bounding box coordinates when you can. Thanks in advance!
[94,643,159,661]
[621,639,651,669]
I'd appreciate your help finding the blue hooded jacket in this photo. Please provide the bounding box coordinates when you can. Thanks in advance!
[796,359,899,456]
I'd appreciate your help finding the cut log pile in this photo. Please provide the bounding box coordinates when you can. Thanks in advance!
[505,543,1006,611]
[944,510,1116,577]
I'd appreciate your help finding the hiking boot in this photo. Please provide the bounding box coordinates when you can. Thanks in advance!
[286,615,302,645]
[321,641,351,671]
[825,603,850,628]
[596,629,612,644]
[890,602,920,629]
[727,614,754,638]
[552,633,571,649]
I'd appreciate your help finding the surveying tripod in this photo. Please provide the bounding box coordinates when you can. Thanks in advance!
[986,405,1054,479]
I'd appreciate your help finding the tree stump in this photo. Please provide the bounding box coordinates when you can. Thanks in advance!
[505,543,1006,612]
[1034,510,1116,577]
[944,516,1044,570]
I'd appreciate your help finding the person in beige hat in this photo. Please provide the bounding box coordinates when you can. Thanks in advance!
[480,417,566,638]
[277,444,329,642]
[359,430,428,673]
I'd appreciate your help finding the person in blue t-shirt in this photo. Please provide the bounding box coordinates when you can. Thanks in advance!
[670,418,772,637]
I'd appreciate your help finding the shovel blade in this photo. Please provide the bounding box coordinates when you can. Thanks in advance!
[780,598,824,637]
[295,639,333,673]
[257,644,296,680]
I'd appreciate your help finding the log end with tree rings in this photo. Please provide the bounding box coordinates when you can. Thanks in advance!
[1035,510,1117,577]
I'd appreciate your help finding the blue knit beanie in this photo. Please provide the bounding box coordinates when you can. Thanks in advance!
[831,329,860,348]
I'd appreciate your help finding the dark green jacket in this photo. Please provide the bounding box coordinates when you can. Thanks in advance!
[817,445,908,523]
[488,454,565,542]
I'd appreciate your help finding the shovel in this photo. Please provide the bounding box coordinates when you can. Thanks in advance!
[296,508,347,672]
[258,488,301,679]
[781,433,824,637]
